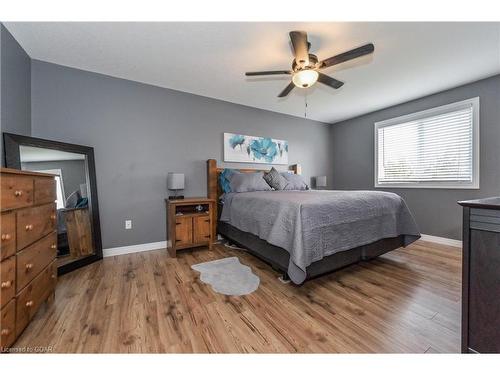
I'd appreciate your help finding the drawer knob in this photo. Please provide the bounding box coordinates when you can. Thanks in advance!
[25,263,34,271]
[1,328,10,336]
[51,273,57,279]
[25,224,34,231]
[50,214,56,220]
[51,244,57,249]
[1,233,11,241]
[1,281,12,289]
[14,190,23,197]
[26,300,34,307]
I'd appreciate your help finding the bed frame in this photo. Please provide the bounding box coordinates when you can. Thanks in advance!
[206,159,405,283]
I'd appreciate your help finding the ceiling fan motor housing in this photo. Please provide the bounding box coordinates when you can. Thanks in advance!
[292,54,319,71]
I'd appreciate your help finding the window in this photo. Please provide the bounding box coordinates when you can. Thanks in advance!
[374,97,479,189]
[37,169,66,208]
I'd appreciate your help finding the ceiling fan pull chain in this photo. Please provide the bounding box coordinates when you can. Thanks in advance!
[304,93,308,118]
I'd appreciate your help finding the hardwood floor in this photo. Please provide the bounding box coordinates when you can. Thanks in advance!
[13,240,461,353]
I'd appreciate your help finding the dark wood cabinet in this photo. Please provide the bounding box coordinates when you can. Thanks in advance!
[458,197,500,354]
[166,198,215,257]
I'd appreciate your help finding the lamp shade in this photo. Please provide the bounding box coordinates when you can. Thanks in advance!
[292,70,319,88]
[167,173,184,190]
[80,183,88,198]
[316,175,327,188]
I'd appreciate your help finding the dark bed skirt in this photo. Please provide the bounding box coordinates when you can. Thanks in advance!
[218,221,407,283]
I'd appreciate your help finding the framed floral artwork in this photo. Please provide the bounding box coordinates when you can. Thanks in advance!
[223,133,288,164]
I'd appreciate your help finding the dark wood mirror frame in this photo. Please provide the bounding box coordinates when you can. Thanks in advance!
[3,132,103,275]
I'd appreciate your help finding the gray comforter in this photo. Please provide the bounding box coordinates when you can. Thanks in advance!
[220,190,420,284]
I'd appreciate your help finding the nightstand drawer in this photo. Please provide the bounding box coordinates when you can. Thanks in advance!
[1,212,16,260]
[193,215,211,244]
[175,216,193,246]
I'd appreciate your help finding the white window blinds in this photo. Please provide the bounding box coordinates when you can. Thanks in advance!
[375,98,479,189]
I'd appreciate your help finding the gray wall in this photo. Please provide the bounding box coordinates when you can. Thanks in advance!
[31,60,331,248]
[329,74,500,240]
[0,24,31,165]
[22,159,87,200]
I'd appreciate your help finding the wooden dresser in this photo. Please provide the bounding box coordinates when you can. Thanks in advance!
[458,197,500,353]
[166,198,215,257]
[1,168,58,350]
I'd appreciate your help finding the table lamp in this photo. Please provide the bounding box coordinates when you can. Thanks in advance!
[316,175,327,190]
[167,173,185,200]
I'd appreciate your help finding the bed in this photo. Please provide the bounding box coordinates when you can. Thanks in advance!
[207,159,420,284]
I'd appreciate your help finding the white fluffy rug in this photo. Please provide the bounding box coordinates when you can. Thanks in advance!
[191,257,260,296]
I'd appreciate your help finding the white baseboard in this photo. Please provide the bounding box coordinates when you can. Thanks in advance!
[103,241,167,258]
[420,234,462,248]
[102,233,461,258]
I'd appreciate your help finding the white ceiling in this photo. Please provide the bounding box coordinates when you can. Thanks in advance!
[5,22,500,123]
[20,146,85,162]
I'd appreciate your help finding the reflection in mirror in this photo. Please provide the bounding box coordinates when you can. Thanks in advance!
[19,145,95,267]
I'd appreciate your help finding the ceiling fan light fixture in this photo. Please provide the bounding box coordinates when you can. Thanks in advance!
[292,70,319,88]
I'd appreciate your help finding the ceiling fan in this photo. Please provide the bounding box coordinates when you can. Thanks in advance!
[245,31,375,97]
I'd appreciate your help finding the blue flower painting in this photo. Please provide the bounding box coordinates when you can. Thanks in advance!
[224,133,288,165]
[250,138,278,163]
[229,134,245,150]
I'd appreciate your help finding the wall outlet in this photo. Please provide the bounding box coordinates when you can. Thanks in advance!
[125,220,132,230]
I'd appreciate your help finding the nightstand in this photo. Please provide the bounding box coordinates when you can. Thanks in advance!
[166,197,215,257]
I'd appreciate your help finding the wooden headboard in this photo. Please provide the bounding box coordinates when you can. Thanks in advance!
[206,159,300,240]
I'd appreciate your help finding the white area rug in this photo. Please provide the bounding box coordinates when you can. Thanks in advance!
[191,257,260,296]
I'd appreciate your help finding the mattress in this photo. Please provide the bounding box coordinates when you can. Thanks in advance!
[220,190,420,284]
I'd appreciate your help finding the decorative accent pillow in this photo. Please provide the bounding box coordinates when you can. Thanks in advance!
[219,168,239,193]
[280,172,309,190]
[228,172,272,193]
[65,190,81,208]
[263,167,289,190]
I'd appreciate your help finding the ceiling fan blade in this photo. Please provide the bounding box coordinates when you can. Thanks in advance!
[289,31,309,66]
[317,73,344,89]
[245,70,291,76]
[278,82,295,98]
[319,43,374,69]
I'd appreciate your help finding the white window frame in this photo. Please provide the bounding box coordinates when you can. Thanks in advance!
[36,168,67,208]
[374,97,480,189]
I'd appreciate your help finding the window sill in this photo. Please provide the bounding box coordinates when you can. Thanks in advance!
[375,183,480,190]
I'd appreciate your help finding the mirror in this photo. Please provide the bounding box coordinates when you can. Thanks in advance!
[3,133,103,275]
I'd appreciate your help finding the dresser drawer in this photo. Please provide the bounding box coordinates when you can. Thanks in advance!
[16,261,57,336]
[34,177,56,205]
[16,231,57,292]
[1,299,16,349]
[1,175,33,211]
[1,256,16,308]
[0,212,16,260]
[16,203,56,250]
